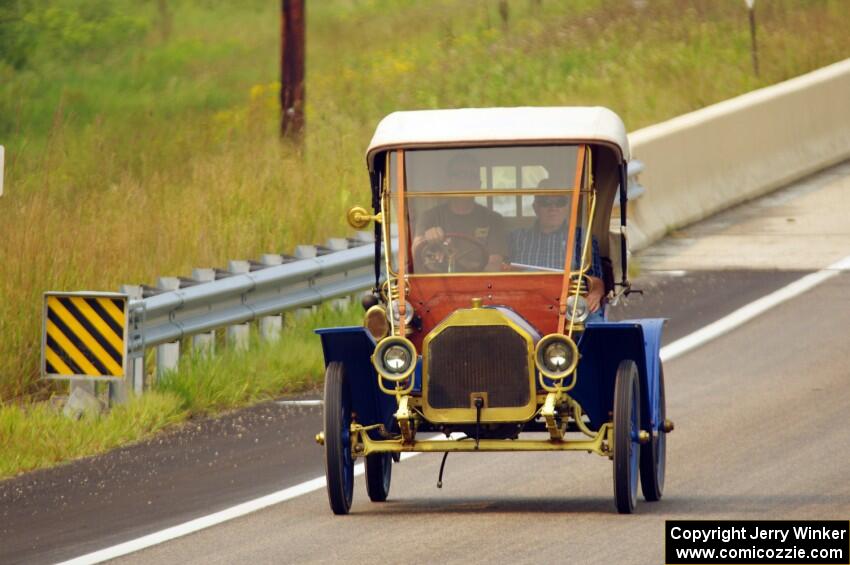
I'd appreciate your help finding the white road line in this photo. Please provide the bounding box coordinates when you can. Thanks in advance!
[58,475,332,565]
[276,399,323,407]
[661,254,850,362]
[58,454,422,565]
[58,254,850,565]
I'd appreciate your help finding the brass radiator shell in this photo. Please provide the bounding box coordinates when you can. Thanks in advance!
[422,307,538,424]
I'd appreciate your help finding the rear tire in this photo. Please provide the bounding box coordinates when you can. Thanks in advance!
[640,365,666,502]
[365,453,392,502]
[323,362,354,515]
[613,360,640,514]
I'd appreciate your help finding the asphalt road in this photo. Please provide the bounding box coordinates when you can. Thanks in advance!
[0,269,807,565]
[1,163,849,564]
[111,271,850,565]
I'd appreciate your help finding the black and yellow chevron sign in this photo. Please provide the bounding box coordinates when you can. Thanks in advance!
[42,293,128,379]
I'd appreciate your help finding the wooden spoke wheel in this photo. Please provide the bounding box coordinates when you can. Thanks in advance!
[323,362,354,515]
[640,364,666,502]
[365,452,392,502]
[613,359,641,514]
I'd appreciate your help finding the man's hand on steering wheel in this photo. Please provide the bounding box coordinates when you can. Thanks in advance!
[414,231,488,273]
[423,226,445,244]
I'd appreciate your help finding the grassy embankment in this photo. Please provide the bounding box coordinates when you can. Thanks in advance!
[1,0,850,478]
[0,305,357,478]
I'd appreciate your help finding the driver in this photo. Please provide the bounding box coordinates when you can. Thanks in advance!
[412,156,508,272]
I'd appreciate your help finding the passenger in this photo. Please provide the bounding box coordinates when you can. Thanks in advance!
[510,184,606,321]
[412,156,508,272]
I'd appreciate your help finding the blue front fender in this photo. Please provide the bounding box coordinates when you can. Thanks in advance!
[572,319,665,433]
[315,327,397,430]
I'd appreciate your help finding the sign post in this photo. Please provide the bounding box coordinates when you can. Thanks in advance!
[745,0,759,77]
[1,145,5,197]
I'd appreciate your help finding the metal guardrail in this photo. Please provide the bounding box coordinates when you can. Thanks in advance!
[105,232,388,402]
[139,241,376,348]
[93,163,644,403]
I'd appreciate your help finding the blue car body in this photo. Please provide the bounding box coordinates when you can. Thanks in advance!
[316,316,665,436]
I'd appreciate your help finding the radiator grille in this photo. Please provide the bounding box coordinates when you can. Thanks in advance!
[427,325,529,409]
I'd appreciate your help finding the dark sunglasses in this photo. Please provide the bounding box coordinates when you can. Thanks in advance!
[536,196,570,208]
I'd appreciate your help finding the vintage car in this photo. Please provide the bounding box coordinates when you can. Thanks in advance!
[315,107,672,514]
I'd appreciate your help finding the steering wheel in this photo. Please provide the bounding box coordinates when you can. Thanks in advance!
[414,232,488,273]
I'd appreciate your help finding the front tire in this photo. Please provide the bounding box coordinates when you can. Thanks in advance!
[365,453,392,502]
[613,360,641,514]
[640,364,666,502]
[323,362,354,515]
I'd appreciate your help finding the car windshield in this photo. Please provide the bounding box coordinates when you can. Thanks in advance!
[386,145,593,275]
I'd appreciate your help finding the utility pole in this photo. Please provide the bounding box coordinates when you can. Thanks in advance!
[280,0,305,140]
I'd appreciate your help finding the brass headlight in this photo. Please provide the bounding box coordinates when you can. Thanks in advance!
[364,305,389,339]
[535,334,579,379]
[372,336,416,382]
[384,345,411,371]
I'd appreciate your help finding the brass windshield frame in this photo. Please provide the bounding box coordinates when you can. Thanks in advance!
[382,145,595,281]
[559,144,589,336]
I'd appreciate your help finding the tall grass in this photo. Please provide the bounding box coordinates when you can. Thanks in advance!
[1,0,850,400]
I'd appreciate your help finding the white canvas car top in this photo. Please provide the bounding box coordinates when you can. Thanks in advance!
[366,106,629,168]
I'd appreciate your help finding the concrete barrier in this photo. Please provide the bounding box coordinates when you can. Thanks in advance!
[628,58,850,251]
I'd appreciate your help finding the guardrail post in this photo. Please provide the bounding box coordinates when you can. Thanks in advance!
[325,238,351,310]
[294,245,316,259]
[259,255,284,341]
[294,245,317,319]
[350,231,375,303]
[191,268,216,355]
[109,285,144,405]
[227,260,251,351]
[156,277,181,380]
[353,231,374,244]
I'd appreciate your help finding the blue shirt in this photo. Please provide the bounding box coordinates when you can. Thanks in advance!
[510,225,603,278]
